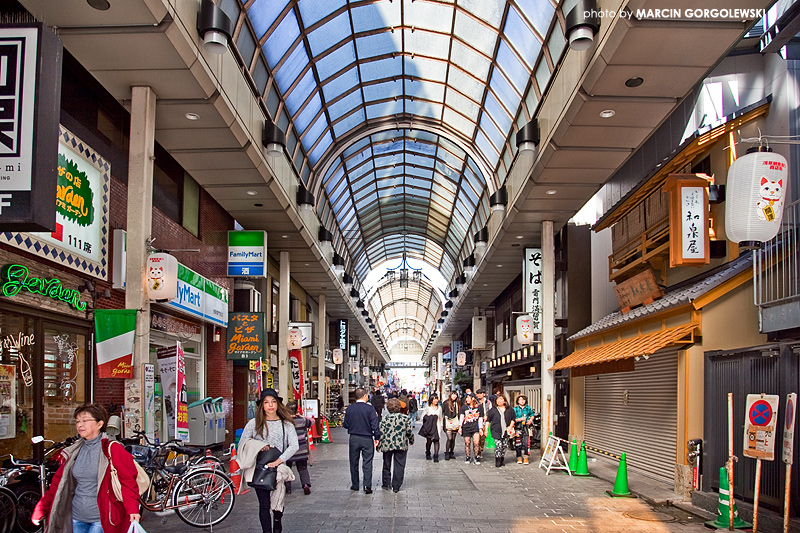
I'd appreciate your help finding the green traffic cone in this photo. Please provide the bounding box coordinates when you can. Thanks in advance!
[567,439,578,472]
[704,466,752,529]
[321,419,331,443]
[606,453,636,497]
[573,441,591,476]
[484,423,495,449]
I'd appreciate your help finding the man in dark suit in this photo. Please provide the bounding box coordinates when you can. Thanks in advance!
[343,387,380,493]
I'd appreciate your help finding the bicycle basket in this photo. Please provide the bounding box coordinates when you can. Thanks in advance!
[126,445,154,465]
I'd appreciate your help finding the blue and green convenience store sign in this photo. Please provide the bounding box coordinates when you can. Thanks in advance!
[167,263,228,327]
[227,231,266,277]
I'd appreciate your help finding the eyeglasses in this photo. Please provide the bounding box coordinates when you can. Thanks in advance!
[75,418,98,425]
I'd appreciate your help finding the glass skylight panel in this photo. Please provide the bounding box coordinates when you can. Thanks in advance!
[406,101,443,120]
[363,80,402,102]
[265,9,301,63]
[355,32,402,59]
[321,66,360,102]
[306,11,351,55]
[272,44,310,94]
[327,90,362,122]
[301,113,328,152]
[546,28,566,66]
[475,129,499,162]
[447,68,485,102]
[355,195,375,210]
[308,131,332,164]
[297,0,343,28]
[315,42,357,81]
[405,30,451,61]
[489,68,521,116]
[517,0,555,37]
[236,27,257,67]
[336,200,355,225]
[534,59,552,96]
[407,81,446,103]
[373,139,403,155]
[480,112,506,153]
[405,152,435,168]
[454,11,497,58]
[333,109,365,137]
[444,87,480,121]
[290,86,321,130]
[247,0,287,40]
[405,56,448,84]
[408,140,436,156]
[496,40,531,94]
[460,0,504,28]
[360,57,403,84]
[504,7,541,69]
[484,91,513,134]
[351,1,401,33]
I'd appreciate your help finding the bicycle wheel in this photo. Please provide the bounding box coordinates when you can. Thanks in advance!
[8,482,40,533]
[172,468,235,528]
[0,486,18,533]
[190,455,226,473]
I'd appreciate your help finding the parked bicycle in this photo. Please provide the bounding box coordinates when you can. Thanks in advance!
[126,431,235,528]
[0,435,78,533]
[0,485,16,533]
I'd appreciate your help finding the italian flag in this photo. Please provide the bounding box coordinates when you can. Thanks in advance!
[95,309,137,379]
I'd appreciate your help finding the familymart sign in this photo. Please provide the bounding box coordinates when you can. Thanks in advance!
[167,264,228,327]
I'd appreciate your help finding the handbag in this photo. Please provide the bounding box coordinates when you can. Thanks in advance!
[445,417,460,431]
[248,422,286,491]
[108,441,150,501]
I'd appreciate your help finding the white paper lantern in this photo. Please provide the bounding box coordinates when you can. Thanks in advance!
[725,149,788,246]
[516,314,534,345]
[146,253,178,301]
[287,327,303,350]
[456,351,466,366]
[371,372,378,380]
[362,366,369,377]
[332,348,343,365]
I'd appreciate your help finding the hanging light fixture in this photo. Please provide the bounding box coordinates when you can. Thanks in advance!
[474,227,489,256]
[515,119,540,154]
[349,288,360,303]
[463,254,476,274]
[448,288,459,301]
[565,0,600,51]
[342,273,353,289]
[296,185,315,212]
[332,253,345,273]
[455,273,467,289]
[490,186,508,214]
[725,146,788,249]
[262,121,286,158]
[197,0,233,54]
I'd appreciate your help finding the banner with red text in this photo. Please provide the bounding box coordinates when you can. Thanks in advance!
[288,349,304,401]
[94,309,136,379]
[176,342,189,442]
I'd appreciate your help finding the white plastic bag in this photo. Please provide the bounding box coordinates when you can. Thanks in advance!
[126,521,147,533]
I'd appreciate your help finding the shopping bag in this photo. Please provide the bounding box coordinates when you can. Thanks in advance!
[126,520,147,533]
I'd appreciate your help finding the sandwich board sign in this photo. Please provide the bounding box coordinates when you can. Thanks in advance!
[743,393,780,460]
[538,434,571,476]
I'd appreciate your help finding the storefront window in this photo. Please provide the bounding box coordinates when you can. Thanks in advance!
[0,316,35,458]
[43,328,87,443]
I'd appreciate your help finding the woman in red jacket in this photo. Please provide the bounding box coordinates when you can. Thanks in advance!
[32,403,141,533]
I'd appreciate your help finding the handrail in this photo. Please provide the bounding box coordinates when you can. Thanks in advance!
[754,198,800,307]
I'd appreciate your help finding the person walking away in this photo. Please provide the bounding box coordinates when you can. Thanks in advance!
[284,401,312,495]
[486,394,515,467]
[343,387,380,493]
[336,393,344,412]
[474,389,491,462]
[407,393,418,426]
[370,389,385,421]
[32,403,141,533]
[441,392,461,460]
[419,393,442,462]
[459,395,483,464]
[514,395,535,464]
[238,389,299,533]
[378,398,414,493]
[398,389,409,414]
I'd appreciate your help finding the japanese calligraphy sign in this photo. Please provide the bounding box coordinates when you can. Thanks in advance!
[665,175,710,267]
[1,125,110,278]
[226,312,265,360]
[613,269,663,310]
[524,248,543,333]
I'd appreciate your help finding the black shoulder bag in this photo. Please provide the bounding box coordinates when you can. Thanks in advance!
[248,422,287,491]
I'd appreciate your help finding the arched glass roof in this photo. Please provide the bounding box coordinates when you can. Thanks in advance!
[367,276,442,346]
[234,0,568,351]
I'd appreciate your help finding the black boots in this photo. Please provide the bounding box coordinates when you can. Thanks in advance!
[426,452,432,460]
[273,511,283,533]
[500,456,505,467]
[495,457,502,468]
[433,455,439,463]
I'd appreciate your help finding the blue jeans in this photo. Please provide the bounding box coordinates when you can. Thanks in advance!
[72,520,103,533]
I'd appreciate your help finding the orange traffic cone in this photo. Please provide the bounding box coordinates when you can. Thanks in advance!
[229,446,248,494]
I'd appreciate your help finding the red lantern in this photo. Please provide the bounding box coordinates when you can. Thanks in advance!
[725,149,788,247]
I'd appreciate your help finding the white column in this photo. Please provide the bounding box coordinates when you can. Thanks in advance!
[124,86,156,432]
[279,251,290,399]
[541,220,555,447]
[317,294,327,413]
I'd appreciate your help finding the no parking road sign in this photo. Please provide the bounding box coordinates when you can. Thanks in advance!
[744,394,780,460]
[784,393,797,464]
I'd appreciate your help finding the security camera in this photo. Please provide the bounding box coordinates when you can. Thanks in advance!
[565,0,600,51]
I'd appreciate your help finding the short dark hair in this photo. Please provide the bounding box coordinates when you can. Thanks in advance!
[73,403,109,431]
[286,401,299,414]
[386,398,402,413]
[354,387,368,400]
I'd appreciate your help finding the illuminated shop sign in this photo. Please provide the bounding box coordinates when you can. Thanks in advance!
[0,263,87,310]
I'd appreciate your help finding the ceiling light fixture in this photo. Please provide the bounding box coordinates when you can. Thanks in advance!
[463,254,476,274]
[184,112,200,121]
[87,0,111,10]
[599,109,616,118]
[565,0,600,51]
[489,186,508,214]
[246,190,257,196]
[474,227,489,256]
[297,185,315,212]
[625,76,644,88]
[254,203,263,207]
[197,0,233,54]
[546,189,558,195]
[262,121,286,158]
[515,119,540,154]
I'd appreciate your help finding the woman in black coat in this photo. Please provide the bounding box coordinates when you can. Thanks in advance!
[441,392,460,460]
[485,394,515,467]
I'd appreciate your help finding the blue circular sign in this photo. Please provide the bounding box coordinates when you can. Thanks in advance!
[749,400,773,426]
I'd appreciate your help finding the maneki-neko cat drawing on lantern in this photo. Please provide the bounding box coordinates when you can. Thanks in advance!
[756,176,784,222]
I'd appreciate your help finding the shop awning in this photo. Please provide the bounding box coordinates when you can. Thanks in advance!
[551,323,698,377]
